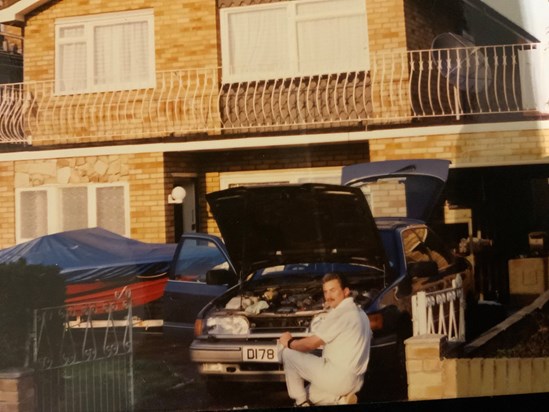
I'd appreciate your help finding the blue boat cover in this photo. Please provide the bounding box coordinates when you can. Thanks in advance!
[0,227,176,283]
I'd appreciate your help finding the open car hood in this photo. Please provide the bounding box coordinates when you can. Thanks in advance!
[206,183,387,278]
[341,159,451,221]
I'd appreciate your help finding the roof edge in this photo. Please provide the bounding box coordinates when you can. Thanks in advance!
[0,0,51,24]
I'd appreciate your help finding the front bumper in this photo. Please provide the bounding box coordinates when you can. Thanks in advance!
[189,333,398,382]
[190,339,285,381]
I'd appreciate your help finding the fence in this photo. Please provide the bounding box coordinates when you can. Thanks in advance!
[411,274,466,342]
[0,42,543,144]
[32,290,134,412]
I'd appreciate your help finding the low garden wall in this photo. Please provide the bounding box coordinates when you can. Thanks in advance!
[405,290,549,400]
[0,369,34,412]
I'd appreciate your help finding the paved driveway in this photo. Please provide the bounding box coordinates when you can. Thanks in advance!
[132,331,291,411]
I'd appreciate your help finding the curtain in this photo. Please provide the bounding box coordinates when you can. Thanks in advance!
[97,186,126,235]
[58,26,86,92]
[297,14,367,74]
[227,7,288,77]
[94,21,149,87]
[224,0,368,80]
[61,187,88,231]
[20,190,48,239]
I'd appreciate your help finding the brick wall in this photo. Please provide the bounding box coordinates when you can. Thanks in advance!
[127,152,170,243]
[0,162,15,249]
[0,153,169,249]
[369,180,407,217]
[366,0,408,123]
[191,143,371,236]
[25,0,218,80]
[366,0,407,53]
[0,368,34,412]
[23,0,219,145]
[405,334,549,400]
[369,127,549,165]
[404,0,465,51]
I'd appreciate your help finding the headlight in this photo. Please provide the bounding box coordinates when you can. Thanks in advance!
[309,312,327,334]
[206,316,249,336]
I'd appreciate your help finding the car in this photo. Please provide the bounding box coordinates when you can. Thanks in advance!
[183,160,476,395]
[164,159,477,400]
[163,233,236,343]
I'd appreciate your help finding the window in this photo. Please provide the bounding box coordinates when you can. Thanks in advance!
[220,0,369,82]
[403,227,454,271]
[16,183,129,243]
[220,167,342,189]
[55,9,155,94]
[172,238,230,283]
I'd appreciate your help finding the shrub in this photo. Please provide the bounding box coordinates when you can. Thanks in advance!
[0,260,65,369]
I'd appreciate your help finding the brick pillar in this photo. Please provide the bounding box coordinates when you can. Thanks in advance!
[404,334,449,400]
[0,368,34,412]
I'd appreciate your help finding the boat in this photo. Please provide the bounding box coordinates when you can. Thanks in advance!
[0,227,176,318]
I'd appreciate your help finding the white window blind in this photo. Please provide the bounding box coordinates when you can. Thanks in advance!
[220,167,342,189]
[16,183,129,243]
[96,186,126,235]
[221,0,369,82]
[19,190,48,240]
[55,9,155,94]
[60,186,88,231]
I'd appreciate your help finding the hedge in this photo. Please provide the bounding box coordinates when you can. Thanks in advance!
[0,260,65,370]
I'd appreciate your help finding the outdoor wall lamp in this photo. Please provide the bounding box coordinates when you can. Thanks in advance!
[168,186,186,204]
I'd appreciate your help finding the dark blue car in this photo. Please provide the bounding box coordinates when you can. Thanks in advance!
[163,160,476,399]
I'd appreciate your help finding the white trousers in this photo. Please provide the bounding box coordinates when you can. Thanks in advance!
[281,348,363,405]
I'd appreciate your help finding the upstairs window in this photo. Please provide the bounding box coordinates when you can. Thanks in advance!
[16,183,129,243]
[55,9,155,94]
[220,0,369,82]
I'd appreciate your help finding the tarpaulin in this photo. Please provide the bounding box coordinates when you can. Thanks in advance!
[0,227,176,284]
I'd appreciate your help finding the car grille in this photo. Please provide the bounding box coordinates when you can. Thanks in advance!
[248,315,313,333]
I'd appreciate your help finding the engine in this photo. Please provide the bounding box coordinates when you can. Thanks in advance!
[219,284,378,316]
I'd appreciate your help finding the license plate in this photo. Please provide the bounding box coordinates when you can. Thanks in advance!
[242,345,278,363]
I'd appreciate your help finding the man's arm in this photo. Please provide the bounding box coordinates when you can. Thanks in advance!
[279,331,324,352]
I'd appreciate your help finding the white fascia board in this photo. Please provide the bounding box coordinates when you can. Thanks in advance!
[0,0,51,23]
[0,120,548,168]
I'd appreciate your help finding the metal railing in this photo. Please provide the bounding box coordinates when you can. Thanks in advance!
[0,42,544,144]
[411,274,466,342]
[32,290,134,412]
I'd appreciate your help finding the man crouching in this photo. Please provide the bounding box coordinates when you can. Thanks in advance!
[277,272,372,406]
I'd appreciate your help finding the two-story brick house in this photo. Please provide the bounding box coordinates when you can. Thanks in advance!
[0,0,547,300]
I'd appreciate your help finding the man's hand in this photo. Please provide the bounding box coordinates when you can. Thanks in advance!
[278,331,293,348]
[278,331,325,352]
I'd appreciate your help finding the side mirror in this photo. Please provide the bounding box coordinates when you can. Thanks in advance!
[407,260,438,278]
[206,269,236,286]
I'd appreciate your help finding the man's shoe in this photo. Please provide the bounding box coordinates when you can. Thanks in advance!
[336,392,358,405]
[294,400,312,407]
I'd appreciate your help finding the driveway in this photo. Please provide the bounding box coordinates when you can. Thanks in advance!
[132,331,291,411]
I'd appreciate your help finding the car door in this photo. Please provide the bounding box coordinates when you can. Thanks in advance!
[163,233,236,339]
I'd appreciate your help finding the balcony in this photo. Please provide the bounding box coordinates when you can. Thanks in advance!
[0,42,546,146]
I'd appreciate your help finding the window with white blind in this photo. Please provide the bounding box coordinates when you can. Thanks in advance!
[55,9,155,94]
[16,183,129,243]
[220,0,369,82]
[220,167,342,189]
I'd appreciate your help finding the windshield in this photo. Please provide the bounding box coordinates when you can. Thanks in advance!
[171,237,230,282]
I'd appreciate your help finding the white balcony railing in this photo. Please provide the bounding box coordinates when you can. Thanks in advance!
[0,43,545,145]
[411,274,466,342]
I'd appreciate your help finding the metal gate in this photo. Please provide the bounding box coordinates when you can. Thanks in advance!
[32,290,134,412]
